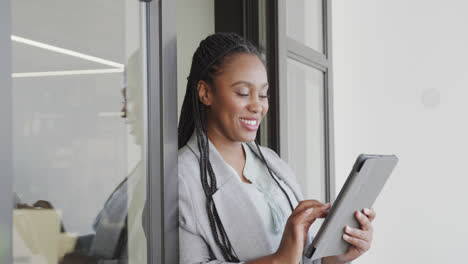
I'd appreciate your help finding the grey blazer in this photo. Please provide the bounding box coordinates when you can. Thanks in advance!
[179,133,321,264]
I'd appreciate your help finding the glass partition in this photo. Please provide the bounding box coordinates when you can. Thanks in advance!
[11,1,149,263]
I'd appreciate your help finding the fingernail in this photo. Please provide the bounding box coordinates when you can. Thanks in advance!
[345,225,351,232]
[364,208,371,214]
[343,234,349,240]
[306,208,314,214]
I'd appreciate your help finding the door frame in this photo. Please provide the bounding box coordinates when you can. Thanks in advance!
[145,0,178,263]
[0,0,13,263]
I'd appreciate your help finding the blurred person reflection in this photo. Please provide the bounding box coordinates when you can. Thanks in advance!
[15,51,147,264]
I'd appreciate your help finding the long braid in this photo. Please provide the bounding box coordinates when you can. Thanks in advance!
[178,32,291,261]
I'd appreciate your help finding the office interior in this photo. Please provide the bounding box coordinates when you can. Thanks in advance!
[0,0,466,263]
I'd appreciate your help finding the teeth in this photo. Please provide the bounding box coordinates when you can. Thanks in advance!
[240,118,257,126]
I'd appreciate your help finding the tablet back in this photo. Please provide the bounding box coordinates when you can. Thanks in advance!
[306,154,398,260]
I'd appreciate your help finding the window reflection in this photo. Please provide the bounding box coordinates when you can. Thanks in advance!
[11,1,148,263]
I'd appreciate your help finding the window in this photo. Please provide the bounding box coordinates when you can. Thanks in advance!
[10,1,150,263]
[278,0,335,202]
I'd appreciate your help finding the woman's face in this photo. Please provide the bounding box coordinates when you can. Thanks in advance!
[200,53,269,143]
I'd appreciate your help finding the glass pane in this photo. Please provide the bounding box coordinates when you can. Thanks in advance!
[11,1,148,264]
[286,0,324,53]
[286,58,326,201]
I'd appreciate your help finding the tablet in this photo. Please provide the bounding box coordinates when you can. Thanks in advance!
[305,154,398,260]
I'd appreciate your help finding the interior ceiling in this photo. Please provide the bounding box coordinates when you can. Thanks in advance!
[12,0,124,73]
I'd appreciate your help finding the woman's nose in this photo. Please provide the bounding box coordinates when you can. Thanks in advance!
[248,96,262,113]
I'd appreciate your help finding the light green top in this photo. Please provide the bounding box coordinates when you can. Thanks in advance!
[227,143,299,247]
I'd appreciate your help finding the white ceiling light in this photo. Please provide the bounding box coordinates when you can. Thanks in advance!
[13,68,124,78]
[12,35,124,68]
[11,35,125,78]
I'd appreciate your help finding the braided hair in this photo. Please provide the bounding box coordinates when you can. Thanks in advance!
[178,32,294,261]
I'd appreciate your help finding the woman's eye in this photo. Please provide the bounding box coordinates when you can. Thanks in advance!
[236,92,249,97]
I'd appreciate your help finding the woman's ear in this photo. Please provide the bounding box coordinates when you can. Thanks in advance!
[197,80,213,106]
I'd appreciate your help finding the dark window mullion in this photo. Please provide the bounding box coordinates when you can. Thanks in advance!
[287,52,327,73]
[324,0,335,202]
[323,69,333,203]
[287,37,329,69]
[264,0,281,152]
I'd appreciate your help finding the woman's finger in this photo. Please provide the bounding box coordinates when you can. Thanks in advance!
[362,208,376,222]
[304,207,329,220]
[291,200,330,217]
[299,204,330,221]
[355,210,373,231]
[344,225,371,242]
[343,234,370,253]
[290,206,329,226]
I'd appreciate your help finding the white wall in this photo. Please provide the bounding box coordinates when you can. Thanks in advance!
[332,0,468,263]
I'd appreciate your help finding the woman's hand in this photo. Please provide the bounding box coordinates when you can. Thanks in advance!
[273,200,331,264]
[324,208,376,264]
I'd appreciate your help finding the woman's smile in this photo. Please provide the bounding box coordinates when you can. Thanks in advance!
[239,117,259,131]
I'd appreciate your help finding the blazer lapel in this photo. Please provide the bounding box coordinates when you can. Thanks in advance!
[186,133,273,260]
[212,180,275,260]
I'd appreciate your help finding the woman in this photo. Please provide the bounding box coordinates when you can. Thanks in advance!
[178,32,375,264]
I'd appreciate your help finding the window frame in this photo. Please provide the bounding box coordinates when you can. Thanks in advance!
[0,0,13,263]
[145,0,179,263]
[277,0,336,202]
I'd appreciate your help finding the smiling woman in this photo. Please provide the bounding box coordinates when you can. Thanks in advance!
[199,53,269,143]
[177,32,375,264]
